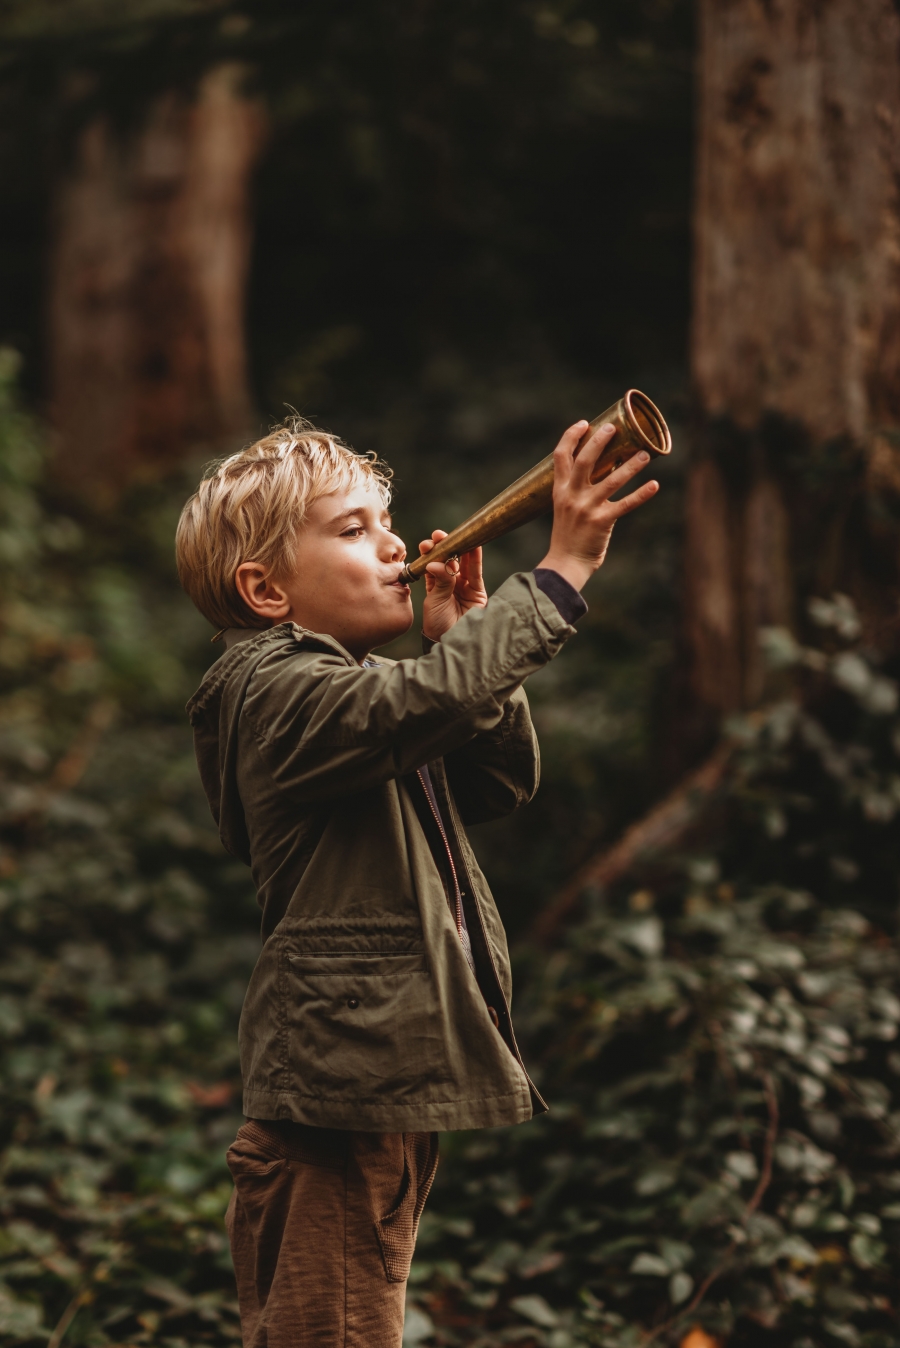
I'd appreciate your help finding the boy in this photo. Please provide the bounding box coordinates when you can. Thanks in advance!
[176,416,658,1347]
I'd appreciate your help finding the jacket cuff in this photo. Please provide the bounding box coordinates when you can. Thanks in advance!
[532,569,588,625]
[421,633,437,654]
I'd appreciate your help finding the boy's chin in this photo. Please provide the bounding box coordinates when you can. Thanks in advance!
[370,611,415,649]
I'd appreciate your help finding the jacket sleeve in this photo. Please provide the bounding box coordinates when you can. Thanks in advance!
[241,571,573,804]
[442,686,539,824]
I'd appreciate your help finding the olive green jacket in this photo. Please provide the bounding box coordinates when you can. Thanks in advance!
[187,571,577,1131]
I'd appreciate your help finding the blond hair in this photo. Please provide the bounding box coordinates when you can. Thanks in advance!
[176,418,393,630]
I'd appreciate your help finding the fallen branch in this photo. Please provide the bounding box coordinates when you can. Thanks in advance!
[47,1289,93,1348]
[531,739,734,944]
[47,697,118,793]
[641,1070,780,1346]
[9,697,117,827]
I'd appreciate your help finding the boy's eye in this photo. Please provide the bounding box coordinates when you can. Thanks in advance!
[341,526,364,538]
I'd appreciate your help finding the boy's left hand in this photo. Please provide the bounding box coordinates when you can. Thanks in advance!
[420,531,488,640]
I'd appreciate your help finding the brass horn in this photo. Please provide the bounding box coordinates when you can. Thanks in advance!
[398,388,671,584]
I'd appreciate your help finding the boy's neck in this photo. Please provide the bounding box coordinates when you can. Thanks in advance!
[222,624,372,666]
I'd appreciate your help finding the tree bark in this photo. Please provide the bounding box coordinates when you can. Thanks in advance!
[687,0,900,719]
[48,64,265,502]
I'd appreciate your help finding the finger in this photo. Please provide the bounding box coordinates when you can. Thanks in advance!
[418,529,449,557]
[606,478,660,519]
[425,557,460,590]
[552,420,590,486]
[571,422,617,489]
[595,448,651,500]
[459,545,484,593]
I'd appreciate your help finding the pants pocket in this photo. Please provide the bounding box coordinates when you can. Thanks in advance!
[374,1133,439,1283]
[226,1130,292,1244]
[227,1127,290,1180]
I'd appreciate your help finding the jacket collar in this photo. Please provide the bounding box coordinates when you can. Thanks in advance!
[223,626,263,650]
[221,623,358,663]
[187,623,360,724]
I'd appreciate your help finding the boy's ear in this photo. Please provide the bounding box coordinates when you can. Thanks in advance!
[234,561,291,624]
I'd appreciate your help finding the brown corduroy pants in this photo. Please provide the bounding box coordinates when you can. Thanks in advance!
[225,1120,439,1348]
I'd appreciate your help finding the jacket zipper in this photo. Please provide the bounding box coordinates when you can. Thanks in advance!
[416,768,473,970]
[430,762,547,1110]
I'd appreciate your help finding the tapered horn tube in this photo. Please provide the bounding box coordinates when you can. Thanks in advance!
[398,389,671,584]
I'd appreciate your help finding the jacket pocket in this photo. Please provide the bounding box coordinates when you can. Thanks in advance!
[288,952,427,976]
[284,952,448,1101]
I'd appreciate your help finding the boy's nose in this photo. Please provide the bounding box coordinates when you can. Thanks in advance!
[383,531,405,562]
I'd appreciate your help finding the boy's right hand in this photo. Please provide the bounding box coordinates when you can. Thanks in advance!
[537,420,659,592]
[420,532,488,641]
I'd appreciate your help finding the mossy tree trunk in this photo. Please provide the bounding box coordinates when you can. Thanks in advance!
[686,0,900,725]
[48,64,265,503]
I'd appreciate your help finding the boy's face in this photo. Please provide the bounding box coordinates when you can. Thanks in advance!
[237,483,413,661]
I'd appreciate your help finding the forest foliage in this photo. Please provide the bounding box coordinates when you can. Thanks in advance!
[0,341,899,1348]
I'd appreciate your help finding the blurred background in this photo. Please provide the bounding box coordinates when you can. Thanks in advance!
[0,2,899,1345]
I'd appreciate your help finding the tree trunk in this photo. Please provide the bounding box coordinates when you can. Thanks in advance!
[687,0,900,721]
[48,64,265,503]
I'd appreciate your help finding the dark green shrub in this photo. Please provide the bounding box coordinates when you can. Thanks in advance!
[0,352,254,1345]
[0,354,897,1347]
